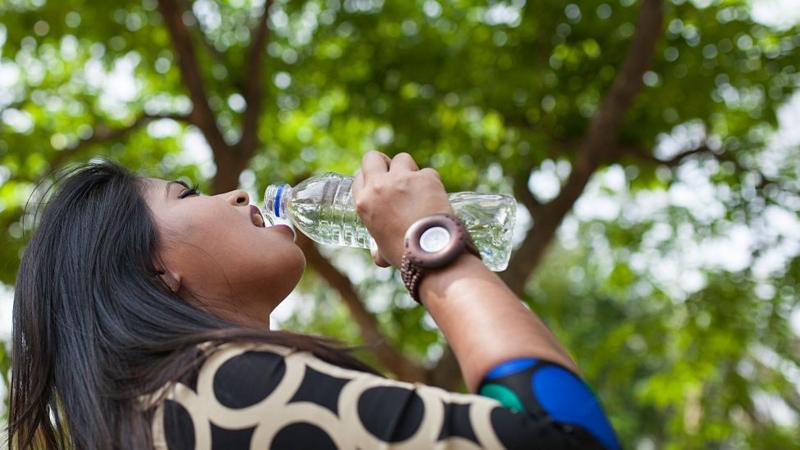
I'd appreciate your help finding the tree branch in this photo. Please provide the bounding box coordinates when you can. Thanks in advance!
[208,1,273,193]
[427,345,463,391]
[587,0,665,159]
[49,113,192,171]
[624,143,787,194]
[0,99,27,116]
[238,0,273,157]
[500,0,665,295]
[281,172,429,383]
[428,163,545,391]
[295,233,428,382]
[179,0,227,64]
[157,0,229,156]
[512,170,543,221]
[78,113,192,149]
[623,144,712,167]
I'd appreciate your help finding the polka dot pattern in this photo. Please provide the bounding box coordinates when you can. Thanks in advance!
[150,342,612,449]
[212,350,285,408]
[272,422,337,450]
[357,386,425,441]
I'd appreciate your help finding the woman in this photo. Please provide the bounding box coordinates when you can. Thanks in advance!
[9,151,620,449]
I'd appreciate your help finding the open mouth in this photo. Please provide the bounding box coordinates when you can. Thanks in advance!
[249,205,266,228]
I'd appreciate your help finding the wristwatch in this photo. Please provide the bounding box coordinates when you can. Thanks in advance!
[400,213,482,304]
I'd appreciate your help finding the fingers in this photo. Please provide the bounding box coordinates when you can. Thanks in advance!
[418,167,441,181]
[389,152,419,172]
[352,168,365,197]
[371,247,391,268]
[361,151,391,181]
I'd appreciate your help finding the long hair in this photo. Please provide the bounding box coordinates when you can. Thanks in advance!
[8,161,379,449]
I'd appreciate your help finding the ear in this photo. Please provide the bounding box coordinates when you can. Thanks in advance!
[157,269,182,294]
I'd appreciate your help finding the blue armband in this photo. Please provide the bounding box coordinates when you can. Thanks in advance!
[478,358,620,450]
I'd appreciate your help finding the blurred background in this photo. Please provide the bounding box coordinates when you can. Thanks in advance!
[1,0,799,447]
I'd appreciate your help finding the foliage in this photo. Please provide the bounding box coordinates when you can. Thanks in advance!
[1,0,799,447]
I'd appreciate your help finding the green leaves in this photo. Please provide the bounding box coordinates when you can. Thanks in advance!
[1,0,798,445]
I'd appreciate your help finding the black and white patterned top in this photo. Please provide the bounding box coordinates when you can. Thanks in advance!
[149,342,613,449]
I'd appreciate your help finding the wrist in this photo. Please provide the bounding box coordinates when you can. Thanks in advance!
[417,252,486,306]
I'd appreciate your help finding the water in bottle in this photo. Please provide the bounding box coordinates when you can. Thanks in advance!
[263,172,516,271]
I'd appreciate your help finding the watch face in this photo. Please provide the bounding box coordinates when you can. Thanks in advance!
[405,214,467,269]
[419,226,451,253]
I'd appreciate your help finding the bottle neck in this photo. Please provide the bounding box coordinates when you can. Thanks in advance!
[264,184,292,218]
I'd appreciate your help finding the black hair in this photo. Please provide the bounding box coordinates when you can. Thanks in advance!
[8,160,378,449]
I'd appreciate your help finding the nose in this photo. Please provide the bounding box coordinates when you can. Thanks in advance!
[227,190,250,206]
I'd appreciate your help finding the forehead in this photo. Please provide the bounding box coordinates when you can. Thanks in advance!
[140,177,184,207]
[141,177,168,194]
[143,177,189,191]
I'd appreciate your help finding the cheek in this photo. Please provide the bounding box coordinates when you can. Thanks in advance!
[177,207,244,253]
[157,215,241,275]
[159,203,305,292]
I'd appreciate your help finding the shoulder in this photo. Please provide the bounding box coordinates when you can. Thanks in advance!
[150,341,395,449]
[153,341,364,406]
[149,341,498,449]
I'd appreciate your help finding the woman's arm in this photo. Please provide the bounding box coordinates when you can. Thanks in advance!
[419,251,578,393]
[352,150,579,390]
[352,151,620,449]
[420,252,622,450]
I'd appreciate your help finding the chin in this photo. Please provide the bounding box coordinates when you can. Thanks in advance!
[292,243,306,268]
[295,250,307,278]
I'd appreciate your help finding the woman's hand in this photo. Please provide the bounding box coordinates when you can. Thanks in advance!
[351,151,454,268]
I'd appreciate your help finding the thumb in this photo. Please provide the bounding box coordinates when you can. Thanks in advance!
[371,247,391,268]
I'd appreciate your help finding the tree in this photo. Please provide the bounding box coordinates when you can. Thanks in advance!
[1,0,798,447]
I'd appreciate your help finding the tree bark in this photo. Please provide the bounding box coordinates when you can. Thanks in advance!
[295,233,429,382]
[157,0,666,389]
[212,148,252,194]
[154,0,416,380]
[429,0,665,387]
[239,1,273,158]
[499,0,665,296]
[157,0,229,157]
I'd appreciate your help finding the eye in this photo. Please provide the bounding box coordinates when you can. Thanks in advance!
[178,184,201,199]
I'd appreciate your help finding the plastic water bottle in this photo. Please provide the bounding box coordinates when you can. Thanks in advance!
[263,172,516,271]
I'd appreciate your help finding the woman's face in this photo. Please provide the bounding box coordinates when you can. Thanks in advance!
[141,178,304,328]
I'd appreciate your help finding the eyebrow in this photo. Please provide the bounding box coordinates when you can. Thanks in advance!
[164,180,190,199]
